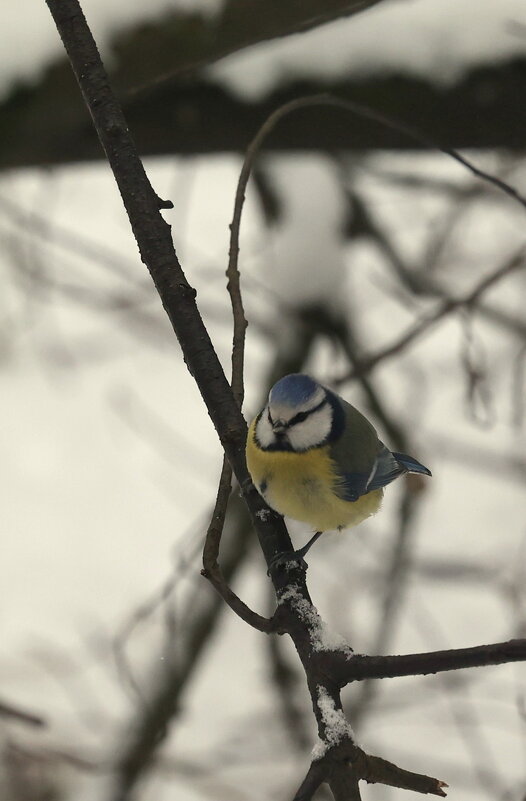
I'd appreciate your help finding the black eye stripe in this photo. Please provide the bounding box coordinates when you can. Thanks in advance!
[289,397,327,427]
[289,410,308,425]
[266,396,328,430]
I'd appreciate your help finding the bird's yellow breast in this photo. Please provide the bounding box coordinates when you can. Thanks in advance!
[246,418,382,531]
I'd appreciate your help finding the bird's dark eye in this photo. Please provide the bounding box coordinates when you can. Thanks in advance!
[290,410,309,425]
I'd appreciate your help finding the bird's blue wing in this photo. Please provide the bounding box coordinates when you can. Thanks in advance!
[335,471,371,502]
[329,397,384,502]
[328,396,431,502]
[338,446,431,500]
[337,456,401,500]
[365,446,407,491]
[392,452,432,477]
[363,446,432,493]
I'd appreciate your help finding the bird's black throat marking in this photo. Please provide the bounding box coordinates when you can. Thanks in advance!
[254,392,344,452]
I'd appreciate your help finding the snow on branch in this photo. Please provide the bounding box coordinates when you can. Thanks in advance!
[312,686,355,759]
[279,585,353,655]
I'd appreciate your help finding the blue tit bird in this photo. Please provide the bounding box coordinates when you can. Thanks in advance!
[246,373,431,561]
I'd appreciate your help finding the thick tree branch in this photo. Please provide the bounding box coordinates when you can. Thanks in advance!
[356,753,448,796]
[293,759,330,801]
[293,739,447,800]
[328,766,362,801]
[332,638,526,685]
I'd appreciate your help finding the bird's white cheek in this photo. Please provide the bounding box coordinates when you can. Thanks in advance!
[255,413,275,448]
[287,409,332,451]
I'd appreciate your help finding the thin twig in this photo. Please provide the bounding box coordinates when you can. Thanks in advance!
[202,460,276,633]
[323,95,526,209]
[227,135,249,408]
[201,420,276,627]
[220,95,526,391]
[0,193,141,283]
[128,1,386,99]
[200,83,268,625]
[336,166,526,340]
[203,459,233,569]
[0,700,46,727]
[202,562,277,632]
[224,95,526,221]
[343,247,525,381]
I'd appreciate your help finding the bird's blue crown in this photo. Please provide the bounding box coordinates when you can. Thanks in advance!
[269,374,320,408]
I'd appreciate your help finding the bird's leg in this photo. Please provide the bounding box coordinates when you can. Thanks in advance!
[268,531,323,573]
[293,530,323,561]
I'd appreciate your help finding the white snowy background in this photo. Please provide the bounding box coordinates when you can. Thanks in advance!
[1,1,526,799]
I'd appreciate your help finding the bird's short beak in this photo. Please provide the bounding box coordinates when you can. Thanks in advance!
[272,420,287,434]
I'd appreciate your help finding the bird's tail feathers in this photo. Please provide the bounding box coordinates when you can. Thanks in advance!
[393,452,432,477]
